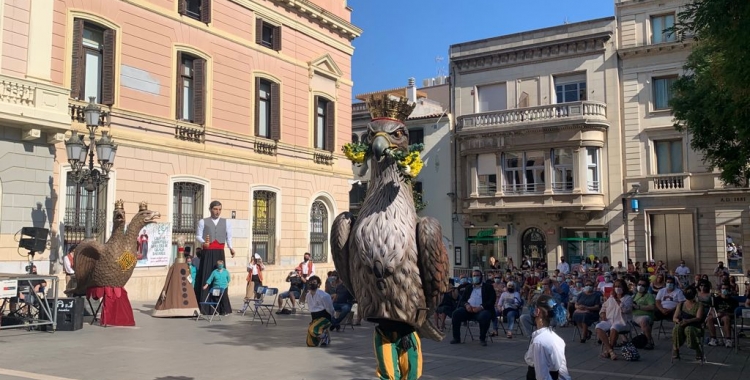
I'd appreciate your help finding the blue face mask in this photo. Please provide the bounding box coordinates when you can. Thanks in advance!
[584,286,593,292]
[667,283,675,290]
[217,264,224,269]
[460,278,468,285]
[472,276,482,284]
[721,289,729,296]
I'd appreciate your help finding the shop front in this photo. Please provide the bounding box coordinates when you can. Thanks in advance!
[560,229,610,268]
[467,227,508,270]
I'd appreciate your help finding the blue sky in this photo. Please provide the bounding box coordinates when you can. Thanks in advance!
[349,0,615,97]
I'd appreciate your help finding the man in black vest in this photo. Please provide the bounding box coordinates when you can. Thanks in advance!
[194,200,234,314]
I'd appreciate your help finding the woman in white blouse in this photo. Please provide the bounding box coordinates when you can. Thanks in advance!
[524,294,570,380]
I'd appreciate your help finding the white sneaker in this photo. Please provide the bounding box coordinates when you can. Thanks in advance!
[725,339,734,348]
[708,338,719,346]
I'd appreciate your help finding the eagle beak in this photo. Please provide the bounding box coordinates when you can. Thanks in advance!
[372,135,391,162]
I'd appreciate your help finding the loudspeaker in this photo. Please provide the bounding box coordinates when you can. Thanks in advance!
[19,227,49,252]
[40,298,84,332]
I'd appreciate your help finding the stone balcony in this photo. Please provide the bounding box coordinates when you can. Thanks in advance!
[629,172,745,193]
[457,100,608,133]
[463,190,606,217]
[0,74,71,139]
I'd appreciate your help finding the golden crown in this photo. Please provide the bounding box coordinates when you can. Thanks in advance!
[138,201,148,212]
[115,199,125,210]
[366,94,416,122]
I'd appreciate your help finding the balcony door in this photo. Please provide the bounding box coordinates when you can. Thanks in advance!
[650,213,695,272]
[521,227,547,265]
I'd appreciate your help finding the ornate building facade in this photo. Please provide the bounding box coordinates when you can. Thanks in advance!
[450,18,625,271]
[617,0,749,275]
[0,0,360,300]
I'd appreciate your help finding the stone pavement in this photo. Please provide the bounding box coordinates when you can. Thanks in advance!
[0,299,749,380]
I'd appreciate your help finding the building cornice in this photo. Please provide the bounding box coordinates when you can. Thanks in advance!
[452,32,612,74]
[617,40,693,58]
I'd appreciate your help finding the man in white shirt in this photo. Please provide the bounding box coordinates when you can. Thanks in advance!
[63,246,76,296]
[297,252,316,304]
[194,201,235,314]
[304,275,335,347]
[557,257,570,275]
[597,273,614,294]
[674,261,690,276]
[655,277,685,320]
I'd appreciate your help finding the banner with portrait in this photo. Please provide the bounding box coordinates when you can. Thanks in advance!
[135,223,172,267]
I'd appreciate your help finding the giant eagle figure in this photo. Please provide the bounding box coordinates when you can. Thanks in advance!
[331,94,450,380]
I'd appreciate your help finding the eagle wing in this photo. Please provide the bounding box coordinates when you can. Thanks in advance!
[330,212,356,297]
[416,216,450,341]
[72,240,105,294]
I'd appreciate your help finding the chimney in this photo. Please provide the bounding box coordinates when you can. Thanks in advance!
[407,77,417,103]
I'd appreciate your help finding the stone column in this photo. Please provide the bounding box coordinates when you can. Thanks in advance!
[494,152,504,197]
[469,155,478,197]
[26,0,54,81]
[544,150,553,194]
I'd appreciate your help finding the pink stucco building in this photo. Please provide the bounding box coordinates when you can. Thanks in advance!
[0,0,360,300]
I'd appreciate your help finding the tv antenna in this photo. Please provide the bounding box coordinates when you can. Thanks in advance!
[435,56,447,77]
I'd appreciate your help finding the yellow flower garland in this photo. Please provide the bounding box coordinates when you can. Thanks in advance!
[341,142,424,179]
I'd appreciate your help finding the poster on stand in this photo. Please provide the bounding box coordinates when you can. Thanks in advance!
[135,223,172,267]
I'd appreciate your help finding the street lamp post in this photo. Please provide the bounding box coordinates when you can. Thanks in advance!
[64,97,117,240]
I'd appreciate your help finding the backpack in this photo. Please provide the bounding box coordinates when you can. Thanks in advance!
[621,342,641,361]
[631,333,648,349]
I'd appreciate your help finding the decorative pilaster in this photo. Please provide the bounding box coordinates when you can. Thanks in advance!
[26,0,54,81]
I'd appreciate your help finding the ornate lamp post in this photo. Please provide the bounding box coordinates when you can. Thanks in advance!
[64,97,118,240]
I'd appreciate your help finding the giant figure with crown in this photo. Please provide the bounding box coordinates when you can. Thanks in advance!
[332,94,450,379]
[72,200,160,326]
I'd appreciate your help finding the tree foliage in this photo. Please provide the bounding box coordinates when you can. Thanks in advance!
[671,0,750,186]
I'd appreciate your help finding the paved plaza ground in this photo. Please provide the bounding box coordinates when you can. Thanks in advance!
[1,298,749,380]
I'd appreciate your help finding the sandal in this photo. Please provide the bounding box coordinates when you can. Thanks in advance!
[601,349,617,360]
[489,331,498,337]
[506,332,513,339]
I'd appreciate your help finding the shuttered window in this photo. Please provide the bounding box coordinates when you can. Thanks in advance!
[313,96,335,152]
[176,53,207,125]
[178,0,211,23]
[254,78,280,140]
[70,19,116,105]
[255,18,282,51]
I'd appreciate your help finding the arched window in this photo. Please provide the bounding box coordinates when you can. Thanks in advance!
[252,190,277,264]
[172,182,204,255]
[63,172,108,249]
[309,199,328,263]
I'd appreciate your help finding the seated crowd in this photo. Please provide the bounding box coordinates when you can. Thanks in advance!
[435,255,749,361]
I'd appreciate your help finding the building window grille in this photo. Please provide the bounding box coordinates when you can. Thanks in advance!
[309,200,328,263]
[252,190,276,264]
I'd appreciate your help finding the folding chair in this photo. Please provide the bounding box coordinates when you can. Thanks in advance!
[251,287,279,325]
[656,318,670,340]
[463,319,494,343]
[196,287,225,322]
[241,286,266,316]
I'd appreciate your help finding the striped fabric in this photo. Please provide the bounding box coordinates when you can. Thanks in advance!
[307,317,332,347]
[373,328,422,380]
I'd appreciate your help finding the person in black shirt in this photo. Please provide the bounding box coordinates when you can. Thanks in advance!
[707,283,739,347]
[330,277,354,331]
[435,284,460,332]
[276,268,304,313]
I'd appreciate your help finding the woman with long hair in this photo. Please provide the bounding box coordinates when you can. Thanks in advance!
[524,294,570,380]
[672,285,704,361]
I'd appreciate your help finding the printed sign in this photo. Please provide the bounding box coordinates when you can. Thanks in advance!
[0,280,18,298]
[135,223,172,267]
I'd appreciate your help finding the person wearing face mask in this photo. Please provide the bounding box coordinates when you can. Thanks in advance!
[304,275,335,347]
[202,259,232,315]
[329,275,354,331]
[597,273,614,297]
[714,261,729,287]
[296,252,316,305]
[450,270,496,346]
[572,281,602,343]
[520,279,556,336]
[496,282,523,338]
[696,280,713,307]
[672,286,704,361]
[553,276,570,310]
[632,279,656,349]
[674,260,690,276]
[567,281,584,323]
[524,295,571,380]
[435,283,460,332]
[655,277,685,321]
[557,256,570,275]
[706,284,739,348]
[596,280,633,360]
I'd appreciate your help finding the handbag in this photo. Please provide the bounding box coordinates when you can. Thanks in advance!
[621,342,640,361]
